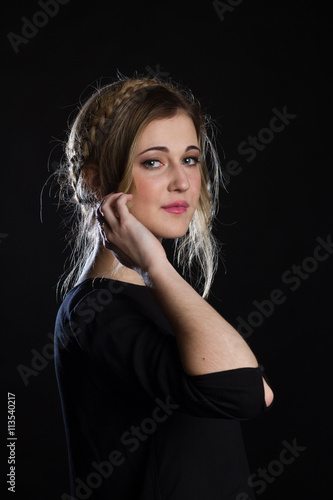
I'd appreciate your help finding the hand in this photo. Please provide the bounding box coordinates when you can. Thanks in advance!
[96,192,167,277]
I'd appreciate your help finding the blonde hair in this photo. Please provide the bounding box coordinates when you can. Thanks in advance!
[55,74,223,299]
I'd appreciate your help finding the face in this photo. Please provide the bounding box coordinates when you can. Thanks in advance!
[128,112,202,240]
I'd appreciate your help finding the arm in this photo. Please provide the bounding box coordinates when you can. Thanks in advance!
[98,193,274,408]
[148,259,273,407]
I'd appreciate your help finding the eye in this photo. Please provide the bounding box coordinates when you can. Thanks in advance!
[183,156,200,166]
[141,159,163,169]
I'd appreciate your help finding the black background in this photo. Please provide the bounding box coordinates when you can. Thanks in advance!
[1,0,332,499]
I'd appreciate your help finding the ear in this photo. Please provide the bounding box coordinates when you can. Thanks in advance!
[82,163,102,199]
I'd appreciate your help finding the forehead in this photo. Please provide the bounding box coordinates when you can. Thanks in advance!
[137,112,198,147]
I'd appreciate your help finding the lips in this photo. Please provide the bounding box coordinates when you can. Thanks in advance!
[161,201,189,214]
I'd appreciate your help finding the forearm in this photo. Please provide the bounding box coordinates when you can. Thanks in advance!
[147,259,259,376]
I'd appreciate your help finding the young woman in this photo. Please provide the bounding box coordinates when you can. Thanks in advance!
[54,75,274,500]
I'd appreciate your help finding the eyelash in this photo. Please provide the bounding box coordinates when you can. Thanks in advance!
[141,156,200,169]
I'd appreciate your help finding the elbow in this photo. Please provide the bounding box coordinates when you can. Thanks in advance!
[240,376,274,419]
[263,379,274,408]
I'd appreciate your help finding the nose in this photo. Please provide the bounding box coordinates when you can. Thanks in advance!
[168,164,190,192]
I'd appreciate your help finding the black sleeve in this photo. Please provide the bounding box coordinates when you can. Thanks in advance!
[64,287,271,421]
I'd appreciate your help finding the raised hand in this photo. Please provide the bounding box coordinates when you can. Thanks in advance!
[96,192,167,278]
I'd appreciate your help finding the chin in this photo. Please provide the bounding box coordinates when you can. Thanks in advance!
[155,227,189,240]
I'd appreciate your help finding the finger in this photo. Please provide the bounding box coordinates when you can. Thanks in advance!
[102,199,123,229]
[97,192,121,226]
[101,192,131,224]
[97,193,132,243]
[97,192,115,213]
[113,193,133,219]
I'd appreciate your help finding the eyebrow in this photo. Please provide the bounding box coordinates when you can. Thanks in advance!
[138,145,201,156]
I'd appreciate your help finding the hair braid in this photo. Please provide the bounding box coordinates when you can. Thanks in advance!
[67,78,165,185]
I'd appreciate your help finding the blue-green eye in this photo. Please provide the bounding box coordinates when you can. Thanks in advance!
[183,156,200,166]
[141,156,200,169]
[141,159,163,169]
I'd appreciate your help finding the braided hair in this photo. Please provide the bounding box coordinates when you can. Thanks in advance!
[55,74,223,300]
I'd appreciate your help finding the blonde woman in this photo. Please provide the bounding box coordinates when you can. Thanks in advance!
[54,75,273,500]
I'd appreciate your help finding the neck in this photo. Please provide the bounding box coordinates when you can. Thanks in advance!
[76,243,146,287]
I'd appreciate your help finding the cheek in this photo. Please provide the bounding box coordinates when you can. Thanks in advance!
[191,171,202,203]
[130,176,162,209]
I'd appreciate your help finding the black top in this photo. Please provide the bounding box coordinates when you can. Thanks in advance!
[54,278,271,500]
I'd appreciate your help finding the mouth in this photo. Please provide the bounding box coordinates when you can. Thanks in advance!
[161,201,189,214]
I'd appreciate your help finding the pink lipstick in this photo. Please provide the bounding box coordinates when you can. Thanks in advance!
[161,201,189,214]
